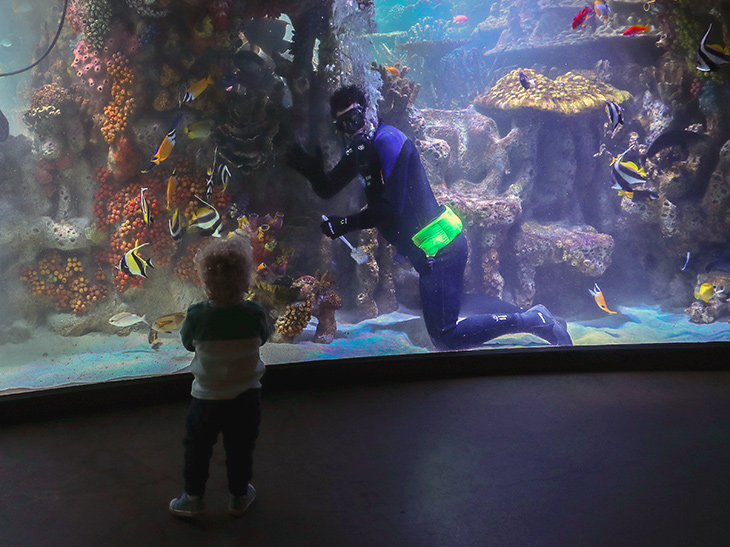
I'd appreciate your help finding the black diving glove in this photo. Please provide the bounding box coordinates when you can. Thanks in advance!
[320,216,350,239]
[284,144,324,180]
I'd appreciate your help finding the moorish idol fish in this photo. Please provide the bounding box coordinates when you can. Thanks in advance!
[140,187,152,225]
[603,99,623,134]
[696,24,730,72]
[218,161,231,193]
[617,188,658,203]
[180,75,214,105]
[141,116,181,173]
[589,283,617,314]
[117,240,155,278]
[166,169,177,210]
[610,146,647,192]
[169,208,184,241]
[190,195,223,237]
[205,167,214,201]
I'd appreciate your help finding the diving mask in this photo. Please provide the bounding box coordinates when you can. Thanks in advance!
[334,105,366,135]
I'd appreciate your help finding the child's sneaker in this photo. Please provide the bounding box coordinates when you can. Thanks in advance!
[229,484,256,517]
[169,492,207,517]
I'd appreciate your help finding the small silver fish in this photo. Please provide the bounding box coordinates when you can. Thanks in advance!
[109,312,148,327]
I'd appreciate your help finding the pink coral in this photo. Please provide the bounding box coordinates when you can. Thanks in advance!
[72,40,109,93]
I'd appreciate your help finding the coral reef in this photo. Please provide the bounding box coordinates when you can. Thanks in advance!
[474,69,632,116]
[20,251,108,314]
[512,222,614,308]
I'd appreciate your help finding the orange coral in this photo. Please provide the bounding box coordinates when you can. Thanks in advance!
[101,52,137,144]
[20,252,108,313]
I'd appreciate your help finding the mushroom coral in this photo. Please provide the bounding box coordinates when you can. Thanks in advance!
[474,69,632,116]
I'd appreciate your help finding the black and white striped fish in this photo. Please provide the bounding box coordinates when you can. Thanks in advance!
[168,208,184,241]
[603,99,623,132]
[117,240,155,278]
[610,146,647,192]
[140,187,153,225]
[697,24,730,72]
[217,161,232,192]
[190,195,223,237]
[205,167,214,201]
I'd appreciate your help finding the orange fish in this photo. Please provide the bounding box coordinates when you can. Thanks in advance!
[623,24,649,36]
[166,169,177,209]
[453,15,468,24]
[384,66,400,78]
[142,116,181,173]
[589,283,617,314]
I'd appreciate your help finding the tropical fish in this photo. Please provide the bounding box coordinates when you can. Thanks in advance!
[589,283,617,314]
[696,24,730,72]
[0,108,8,142]
[594,0,611,22]
[218,162,231,193]
[151,312,186,333]
[190,196,223,237]
[610,146,647,192]
[682,251,691,272]
[604,99,623,133]
[645,129,708,157]
[184,120,214,139]
[518,71,532,90]
[694,282,724,303]
[140,187,152,225]
[166,169,177,209]
[141,116,181,173]
[108,312,148,327]
[242,17,291,59]
[205,167,214,201]
[617,189,658,203]
[453,15,469,24]
[169,208,184,241]
[148,328,158,345]
[572,6,594,29]
[384,66,400,78]
[117,240,155,278]
[180,75,214,105]
[623,24,649,36]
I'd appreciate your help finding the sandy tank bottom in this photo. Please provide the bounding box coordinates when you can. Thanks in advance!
[2,305,730,396]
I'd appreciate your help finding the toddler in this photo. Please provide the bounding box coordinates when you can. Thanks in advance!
[169,235,270,518]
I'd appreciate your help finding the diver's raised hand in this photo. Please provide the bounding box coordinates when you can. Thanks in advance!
[284,143,324,180]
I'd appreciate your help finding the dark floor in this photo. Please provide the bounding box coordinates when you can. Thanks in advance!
[2,370,730,547]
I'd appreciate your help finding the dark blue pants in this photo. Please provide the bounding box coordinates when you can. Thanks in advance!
[418,234,522,351]
[183,389,261,497]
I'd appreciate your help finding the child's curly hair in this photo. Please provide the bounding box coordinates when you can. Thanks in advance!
[194,235,252,306]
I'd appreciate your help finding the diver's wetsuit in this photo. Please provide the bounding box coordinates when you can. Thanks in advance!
[291,122,551,350]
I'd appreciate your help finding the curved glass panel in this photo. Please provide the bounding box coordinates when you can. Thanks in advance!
[1,0,728,395]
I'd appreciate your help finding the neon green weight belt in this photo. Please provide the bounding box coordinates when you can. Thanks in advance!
[411,205,463,258]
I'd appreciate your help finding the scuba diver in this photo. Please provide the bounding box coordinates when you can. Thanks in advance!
[285,85,572,350]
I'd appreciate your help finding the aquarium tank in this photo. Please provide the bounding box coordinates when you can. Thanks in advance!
[1,0,729,396]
